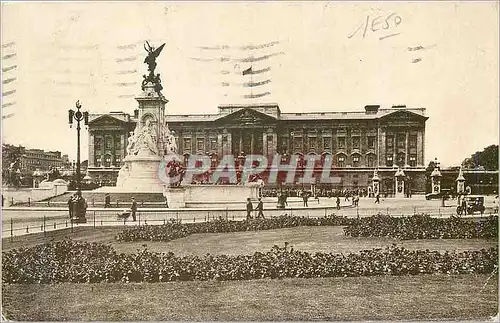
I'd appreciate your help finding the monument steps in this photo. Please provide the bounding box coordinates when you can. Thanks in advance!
[44,191,165,203]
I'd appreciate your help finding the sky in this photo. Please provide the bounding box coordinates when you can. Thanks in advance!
[1,1,498,166]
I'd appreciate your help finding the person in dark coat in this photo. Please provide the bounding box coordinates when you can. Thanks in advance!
[256,198,265,219]
[375,193,380,204]
[302,192,309,207]
[336,196,341,210]
[246,198,253,220]
[131,197,137,221]
[68,194,75,219]
[104,193,111,208]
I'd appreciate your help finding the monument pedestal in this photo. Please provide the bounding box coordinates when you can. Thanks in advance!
[116,155,164,193]
[163,184,259,208]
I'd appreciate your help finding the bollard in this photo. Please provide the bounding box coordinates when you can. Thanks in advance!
[26,225,29,233]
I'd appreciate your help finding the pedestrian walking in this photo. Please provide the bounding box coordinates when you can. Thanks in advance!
[131,197,137,222]
[303,192,309,207]
[104,193,111,208]
[375,193,380,204]
[67,193,75,219]
[246,198,253,220]
[256,198,265,219]
[336,196,341,210]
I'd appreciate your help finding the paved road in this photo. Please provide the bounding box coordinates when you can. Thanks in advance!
[2,196,497,238]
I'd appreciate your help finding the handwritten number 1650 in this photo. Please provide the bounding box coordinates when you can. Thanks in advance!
[348,13,402,39]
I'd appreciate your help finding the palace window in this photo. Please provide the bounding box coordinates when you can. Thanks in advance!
[386,135,394,148]
[409,134,417,148]
[352,136,360,149]
[293,137,302,151]
[366,154,376,167]
[104,155,111,168]
[105,136,112,150]
[409,155,417,167]
[323,138,331,150]
[386,155,393,167]
[183,138,192,151]
[94,136,102,150]
[337,155,346,168]
[115,135,121,150]
[397,152,406,167]
[197,138,204,152]
[95,156,101,168]
[397,133,406,148]
[210,138,217,150]
[367,136,375,149]
[352,154,360,167]
[337,137,346,149]
[309,136,317,150]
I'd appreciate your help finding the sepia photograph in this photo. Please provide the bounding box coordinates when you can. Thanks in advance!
[1,1,499,321]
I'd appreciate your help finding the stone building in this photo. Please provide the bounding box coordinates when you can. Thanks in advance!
[87,103,428,193]
[86,112,136,186]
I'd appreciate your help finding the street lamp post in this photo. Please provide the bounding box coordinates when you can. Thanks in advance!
[68,100,89,191]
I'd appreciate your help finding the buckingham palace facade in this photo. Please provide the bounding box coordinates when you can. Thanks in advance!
[87,103,428,193]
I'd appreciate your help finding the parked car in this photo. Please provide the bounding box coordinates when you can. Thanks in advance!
[456,195,485,215]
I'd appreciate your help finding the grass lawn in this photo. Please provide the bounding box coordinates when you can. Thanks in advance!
[2,275,498,321]
[3,225,497,256]
[2,226,498,321]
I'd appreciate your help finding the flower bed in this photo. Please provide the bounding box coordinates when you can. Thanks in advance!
[115,214,498,243]
[343,214,498,239]
[3,240,497,284]
[115,214,353,242]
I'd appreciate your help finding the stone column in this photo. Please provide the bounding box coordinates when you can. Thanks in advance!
[217,133,223,158]
[239,129,243,153]
[262,132,268,157]
[417,129,424,166]
[405,132,409,166]
[378,128,385,167]
[251,131,255,154]
[89,132,95,167]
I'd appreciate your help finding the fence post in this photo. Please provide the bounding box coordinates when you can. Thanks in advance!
[10,218,13,242]
[43,216,46,237]
[93,211,96,228]
[26,225,29,233]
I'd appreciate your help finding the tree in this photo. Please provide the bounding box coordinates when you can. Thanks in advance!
[461,145,498,170]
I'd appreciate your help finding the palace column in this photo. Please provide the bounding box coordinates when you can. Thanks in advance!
[217,133,223,158]
[239,129,243,153]
[405,131,409,167]
[251,131,255,154]
[262,132,268,157]
[89,131,95,167]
